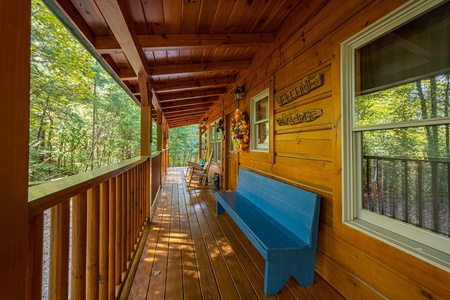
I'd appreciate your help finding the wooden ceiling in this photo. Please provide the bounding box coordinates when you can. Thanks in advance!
[49,0,301,128]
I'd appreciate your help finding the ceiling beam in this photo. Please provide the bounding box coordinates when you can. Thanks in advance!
[164,111,206,119]
[158,88,226,102]
[119,68,138,81]
[120,61,248,80]
[55,0,96,45]
[162,103,213,114]
[154,77,236,93]
[95,33,274,53]
[160,97,218,108]
[150,60,250,76]
[94,0,160,110]
[94,0,146,80]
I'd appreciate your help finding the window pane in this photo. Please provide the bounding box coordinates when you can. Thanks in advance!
[357,2,450,96]
[256,122,269,146]
[255,96,269,122]
[355,74,450,126]
[361,126,450,236]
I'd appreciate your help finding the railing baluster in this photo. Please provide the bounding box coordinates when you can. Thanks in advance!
[448,162,450,236]
[71,192,87,300]
[26,213,44,300]
[126,170,132,260]
[116,174,123,285]
[87,186,100,299]
[49,200,70,300]
[404,160,409,223]
[100,181,109,299]
[131,167,136,247]
[121,172,127,275]
[109,178,117,299]
[418,161,423,228]
[431,162,439,232]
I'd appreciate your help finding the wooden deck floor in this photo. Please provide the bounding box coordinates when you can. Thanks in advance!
[128,168,344,300]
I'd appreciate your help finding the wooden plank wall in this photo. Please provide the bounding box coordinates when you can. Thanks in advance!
[206,0,450,298]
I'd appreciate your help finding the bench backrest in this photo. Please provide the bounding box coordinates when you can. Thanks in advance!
[236,168,321,246]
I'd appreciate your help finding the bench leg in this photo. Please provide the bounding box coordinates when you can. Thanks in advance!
[291,248,316,287]
[264,251,293,296]
[216,201,225,214]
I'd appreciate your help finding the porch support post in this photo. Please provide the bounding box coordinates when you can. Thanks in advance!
[157,109,162,152]
[139,73,152,215]
[140,73,151,156]
[198,127,203,161]
[0,0,31,298]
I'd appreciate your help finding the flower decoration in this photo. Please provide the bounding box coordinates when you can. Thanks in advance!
[230,109,250,152]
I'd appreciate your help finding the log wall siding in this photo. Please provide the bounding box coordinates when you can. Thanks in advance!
[26,154,167,299]
[208,0,450,298]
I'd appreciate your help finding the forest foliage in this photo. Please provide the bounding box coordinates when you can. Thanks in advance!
[30,0,141,185]
[168,125,200,167]
[30,0,200,185]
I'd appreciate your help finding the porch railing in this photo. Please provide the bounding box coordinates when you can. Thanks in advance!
[26,151,167,299]
[363,155,450,237]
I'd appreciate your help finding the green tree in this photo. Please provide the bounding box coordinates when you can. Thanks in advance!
[168,125,199,167]
[29,0,140,185]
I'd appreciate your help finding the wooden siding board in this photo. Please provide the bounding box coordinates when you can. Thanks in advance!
[315,251,382,300]
[318,225,450,299]
[272,156,333,191]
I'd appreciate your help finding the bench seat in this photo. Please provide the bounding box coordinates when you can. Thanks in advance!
[215,191,309,255]
[215,168,321,296]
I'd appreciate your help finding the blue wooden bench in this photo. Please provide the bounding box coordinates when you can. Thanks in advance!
[215,168,321,296]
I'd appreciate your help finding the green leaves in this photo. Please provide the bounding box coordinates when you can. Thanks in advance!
[29,0,140,185]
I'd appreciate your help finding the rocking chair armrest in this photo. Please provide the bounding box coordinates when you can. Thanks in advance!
[188,161,204,168]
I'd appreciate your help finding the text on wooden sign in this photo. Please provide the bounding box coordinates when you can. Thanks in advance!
[275,74,323,106]
[276,109,323,126]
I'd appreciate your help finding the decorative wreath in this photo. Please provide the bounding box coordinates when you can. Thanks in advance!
[230,109,250,152]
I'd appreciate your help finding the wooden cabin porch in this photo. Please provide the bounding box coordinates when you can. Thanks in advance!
[3,0,450,299]
[127,167,343,300]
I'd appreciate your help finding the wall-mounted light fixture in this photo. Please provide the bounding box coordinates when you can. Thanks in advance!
[234,84,245,101]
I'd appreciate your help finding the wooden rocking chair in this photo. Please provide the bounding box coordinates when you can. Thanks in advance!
[186,149,213,179]
[187,161,212,188]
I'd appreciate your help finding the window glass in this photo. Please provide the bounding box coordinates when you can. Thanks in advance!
[355,1,450,237]
[209,119,222,165]
[255,96,269,122]
[251,89,270,151]
[342,0,450,268]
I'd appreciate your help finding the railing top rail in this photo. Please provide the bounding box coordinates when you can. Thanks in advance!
[364,155,450,164]
[28,156,150,218]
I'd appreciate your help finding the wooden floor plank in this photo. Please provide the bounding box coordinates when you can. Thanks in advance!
[128,167,344,300]
[178,178,202,300]
[189,188,241,299]
[198,188,262,300]
[145,178,173,300]
[181,172,222,300]
[165,183,183,299]
[128,177,168,299]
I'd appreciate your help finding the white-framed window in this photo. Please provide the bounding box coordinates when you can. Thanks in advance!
[209,119,223,165]
[251,88,270,151]
[342,0,450,271]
